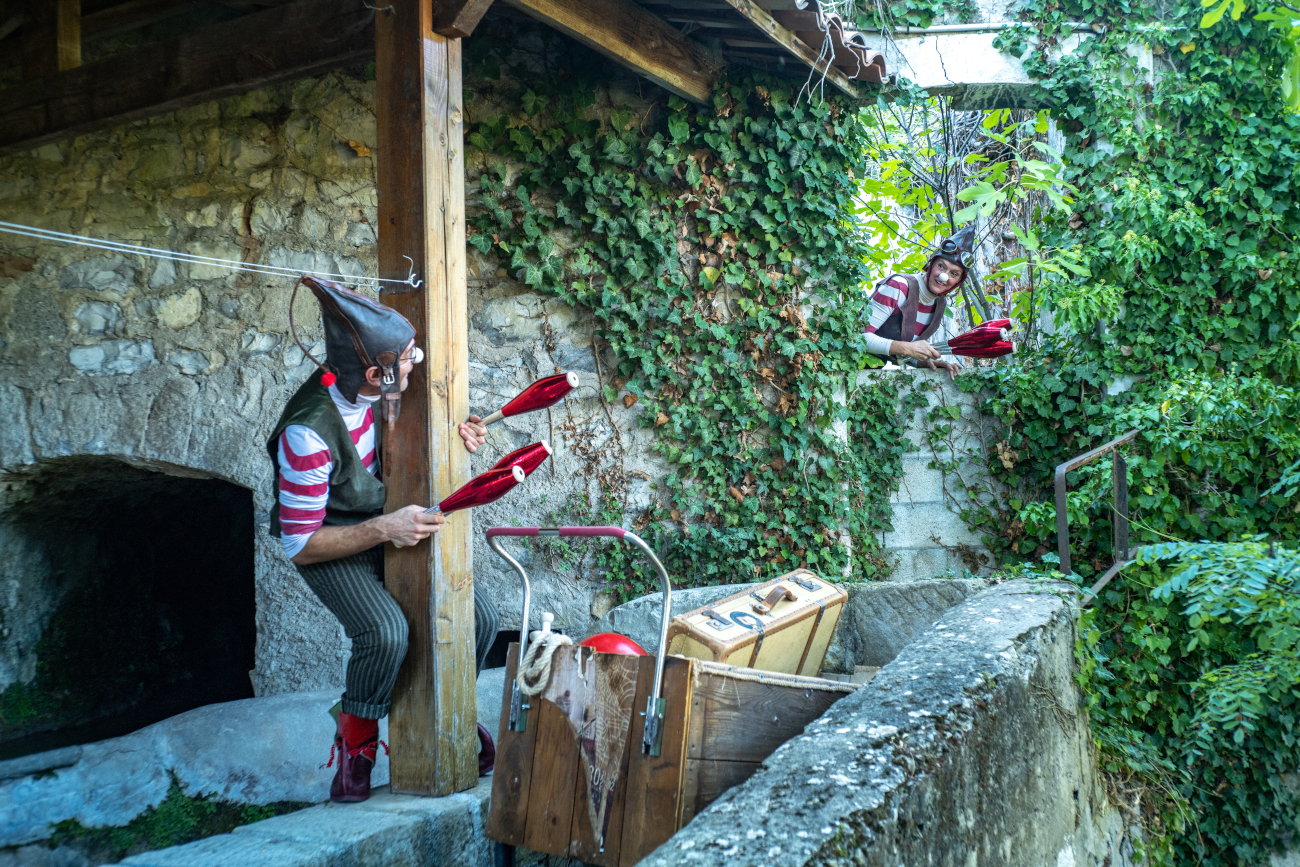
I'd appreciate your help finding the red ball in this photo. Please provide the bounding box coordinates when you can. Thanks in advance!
[577,632,647,656]
[320,371,337,387]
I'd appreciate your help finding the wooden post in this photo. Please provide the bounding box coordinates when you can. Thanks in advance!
[375,0,482,796]
[23,0,80,80]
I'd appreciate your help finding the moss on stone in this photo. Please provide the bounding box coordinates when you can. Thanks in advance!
[43,776,310,863]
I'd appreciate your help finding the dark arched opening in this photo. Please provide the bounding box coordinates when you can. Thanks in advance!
[0,456,256,759]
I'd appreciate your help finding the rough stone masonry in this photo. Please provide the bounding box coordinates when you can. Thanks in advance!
[0,52,991,708]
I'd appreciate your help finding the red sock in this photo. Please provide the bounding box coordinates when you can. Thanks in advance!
[338,712,379,745]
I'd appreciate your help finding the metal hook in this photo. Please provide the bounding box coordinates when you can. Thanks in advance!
[402,255,423,289]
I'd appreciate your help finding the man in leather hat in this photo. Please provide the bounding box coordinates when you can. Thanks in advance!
[862,225,975,379]
[268,277,494,803]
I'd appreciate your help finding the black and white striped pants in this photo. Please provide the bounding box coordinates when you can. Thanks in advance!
[298,546,500,719]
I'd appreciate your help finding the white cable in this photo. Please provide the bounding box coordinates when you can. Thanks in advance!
[0,220,420,289]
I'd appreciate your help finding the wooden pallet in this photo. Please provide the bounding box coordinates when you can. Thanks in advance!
[487,644,854,865]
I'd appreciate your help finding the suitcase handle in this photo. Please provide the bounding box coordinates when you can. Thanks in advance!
[751,584,797,615]
[485,526,673,756]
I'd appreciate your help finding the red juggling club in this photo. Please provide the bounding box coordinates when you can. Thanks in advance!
[424,465,526,514]
[491,441,552,477]
[946,341,1015,359]
[934,323,1014,356]
[479,372,579,425]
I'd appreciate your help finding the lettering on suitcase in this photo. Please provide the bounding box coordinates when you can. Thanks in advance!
[663,569,848,676]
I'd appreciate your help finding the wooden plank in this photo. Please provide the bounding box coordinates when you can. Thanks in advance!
[486,644,538,846]
[715,0,860,98]
[501,0,721,104]
[22,0,80,80]
[0,0,373,157]
[431,0,495,38]
[377,0,477,796]
[0,0,24,43]
[522,691,583,854]
[677,687,708,824]
[695,670,849,763]
[567,652,643,867]
[686,758,763,814]
[618,655,693,866]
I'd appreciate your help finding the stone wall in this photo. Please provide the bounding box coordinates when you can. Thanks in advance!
[0,42,993,711]
[0,57,674,706]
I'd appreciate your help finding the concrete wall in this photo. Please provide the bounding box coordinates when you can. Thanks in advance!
[652,581,1138,867]
[879,368,998,583]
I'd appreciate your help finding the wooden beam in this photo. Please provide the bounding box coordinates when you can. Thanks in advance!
[376,0,478,797]
[0,0,23,43]
[431,0,495,38]
[0,0,372,157]
[502,0,721,105]
[715,0,859,98]
[81,0,207,39]
[23,0,81,80]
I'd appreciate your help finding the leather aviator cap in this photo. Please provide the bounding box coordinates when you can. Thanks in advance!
[290,276,417,430]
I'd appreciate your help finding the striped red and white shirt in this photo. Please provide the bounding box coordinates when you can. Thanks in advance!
[862,275,942,356]
[277,386,380,558]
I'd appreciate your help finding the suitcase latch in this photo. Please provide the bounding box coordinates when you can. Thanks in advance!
[701,608,730,630]
[790,573,820,592]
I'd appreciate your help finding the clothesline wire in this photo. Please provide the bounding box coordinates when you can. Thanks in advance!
[0,220,421,289]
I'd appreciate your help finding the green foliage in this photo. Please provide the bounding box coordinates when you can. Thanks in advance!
[45,777,308,862]
[464,33,916,596]
[967,0,1300,858]
[1078,542,1300,864]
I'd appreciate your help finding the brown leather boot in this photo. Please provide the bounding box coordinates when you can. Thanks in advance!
[328,713,382,803]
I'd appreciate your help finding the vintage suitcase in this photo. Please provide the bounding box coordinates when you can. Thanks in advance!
[664,569,847,676]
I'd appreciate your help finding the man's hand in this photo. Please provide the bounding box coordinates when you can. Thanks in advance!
[890,339,940,363]
[377,505,446,548]
[459,415,488,454]
[931,358,963,381]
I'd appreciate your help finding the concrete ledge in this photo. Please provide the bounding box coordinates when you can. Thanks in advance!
[648,581,1138,867]
[119,780,494,867]
[823,579,985,672]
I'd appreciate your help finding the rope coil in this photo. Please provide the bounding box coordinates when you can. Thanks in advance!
[517,631,573,697]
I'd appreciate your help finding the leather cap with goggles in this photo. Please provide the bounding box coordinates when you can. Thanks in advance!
[928,225,977,291]
[289,275,419,431]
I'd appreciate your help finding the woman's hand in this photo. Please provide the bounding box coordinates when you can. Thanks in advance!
[458,415,488,453]
[379,505,446,548]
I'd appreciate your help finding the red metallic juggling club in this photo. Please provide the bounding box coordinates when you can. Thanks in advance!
[491,441,552,477]
[479,372,579,425]
[424,465,526,515]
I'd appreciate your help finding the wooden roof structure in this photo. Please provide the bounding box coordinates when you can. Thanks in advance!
[0,0,887,158]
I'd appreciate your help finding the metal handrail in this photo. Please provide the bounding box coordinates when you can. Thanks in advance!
[1054,429,1140,581]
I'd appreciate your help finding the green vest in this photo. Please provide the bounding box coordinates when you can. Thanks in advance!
[267,370,387,538]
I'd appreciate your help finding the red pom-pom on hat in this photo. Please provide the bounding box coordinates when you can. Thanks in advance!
[321,371,337,387]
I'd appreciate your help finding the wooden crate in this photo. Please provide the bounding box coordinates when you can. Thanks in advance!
[665,570,848,676]
[487,645,854,866]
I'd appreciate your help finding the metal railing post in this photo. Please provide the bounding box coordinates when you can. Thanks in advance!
[1053,429,1139,576]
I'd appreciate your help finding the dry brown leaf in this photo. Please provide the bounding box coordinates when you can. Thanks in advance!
[727,485,745,504]
[623,394,638,408]
[347,140,371,157]
[758,367,776,380]
[770,456,786,472]
[655,411,669,427]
